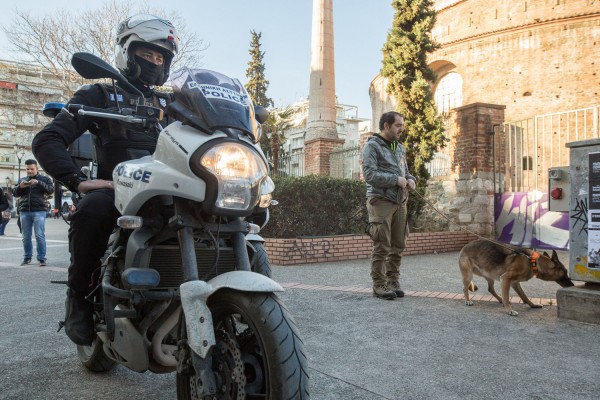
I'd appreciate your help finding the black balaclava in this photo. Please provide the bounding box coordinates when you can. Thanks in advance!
[134,55,165,87]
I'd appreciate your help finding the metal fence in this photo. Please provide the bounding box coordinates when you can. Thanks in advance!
[270,145,362,180]
[329,145,361,179]
[502,105,599,192]
[271,150,305,178]
[272,143,450,180]
[425,151,451,177]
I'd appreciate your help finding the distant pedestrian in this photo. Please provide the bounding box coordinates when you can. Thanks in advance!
[13,159,54,266]
[361,111,416,300]
[0,189,10,236]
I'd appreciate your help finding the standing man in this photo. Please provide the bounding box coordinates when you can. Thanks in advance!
[33,14,178,345]
[12,159,54,265]
[362,111,416,300]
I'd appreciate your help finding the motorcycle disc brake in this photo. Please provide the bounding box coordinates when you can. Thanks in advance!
[213,329,246,400]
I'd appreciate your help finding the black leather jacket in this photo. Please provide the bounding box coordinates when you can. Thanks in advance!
[13,174,54,212]
[32,83,171,192]
[0,190,9,212]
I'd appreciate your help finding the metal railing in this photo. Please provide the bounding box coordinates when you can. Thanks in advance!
[270,150,305,178]
[503,105,599,192]
[425,151,451,177]
[329,145,361,180]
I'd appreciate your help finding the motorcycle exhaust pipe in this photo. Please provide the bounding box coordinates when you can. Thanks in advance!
[151,306,181,367]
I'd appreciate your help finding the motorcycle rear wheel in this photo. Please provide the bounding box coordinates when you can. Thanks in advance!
[176,290,309,400]
[77,337,115,372]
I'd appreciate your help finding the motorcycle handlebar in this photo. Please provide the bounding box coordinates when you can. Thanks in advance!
[68,104,150,126]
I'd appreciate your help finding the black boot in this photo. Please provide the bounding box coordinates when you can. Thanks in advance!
[63,289,95,346]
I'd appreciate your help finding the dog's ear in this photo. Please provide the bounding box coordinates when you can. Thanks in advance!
[551,250,559,261]
[543,251,550,258]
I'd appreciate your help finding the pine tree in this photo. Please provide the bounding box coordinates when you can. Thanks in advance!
[245,30,274,158]
[381,0,447,218]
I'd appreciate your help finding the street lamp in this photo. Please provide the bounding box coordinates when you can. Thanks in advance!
[4,176,9,191]
[14,144,26,182]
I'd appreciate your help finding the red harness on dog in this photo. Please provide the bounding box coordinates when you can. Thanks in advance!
[530,251,540,278]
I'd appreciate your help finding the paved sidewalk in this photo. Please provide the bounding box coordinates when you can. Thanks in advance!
[270,253,598,400]
[1,219,598,399]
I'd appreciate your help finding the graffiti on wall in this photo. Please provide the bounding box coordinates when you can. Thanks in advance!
[495,191,569,249]
[285,239,333,260]
[570,196,588,237]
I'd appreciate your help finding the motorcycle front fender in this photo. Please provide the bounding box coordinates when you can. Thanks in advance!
[180,272,283,359]
[245,233,264,242]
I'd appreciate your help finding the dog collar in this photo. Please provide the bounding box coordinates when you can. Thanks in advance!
[530,251,540,278]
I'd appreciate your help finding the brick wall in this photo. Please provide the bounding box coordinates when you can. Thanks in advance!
[304,137,345,175]
[264,231,478,266]
[452,103,505,175]
[371,1,600,124]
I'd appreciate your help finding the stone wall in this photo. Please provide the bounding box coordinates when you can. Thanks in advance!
[417,174,495,236]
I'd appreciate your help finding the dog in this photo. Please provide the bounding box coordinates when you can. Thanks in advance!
[458,239,574,316]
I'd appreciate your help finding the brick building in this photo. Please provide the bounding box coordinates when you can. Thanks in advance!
[370,0,600,124]
[366,0,599,244]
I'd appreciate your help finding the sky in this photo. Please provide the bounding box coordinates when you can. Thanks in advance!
[0,1,395,121]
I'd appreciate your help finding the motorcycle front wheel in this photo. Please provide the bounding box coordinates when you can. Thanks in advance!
[176,290,310,400]
[249,241,272,278]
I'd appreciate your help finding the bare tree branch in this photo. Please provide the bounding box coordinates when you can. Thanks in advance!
[3,0,205,97]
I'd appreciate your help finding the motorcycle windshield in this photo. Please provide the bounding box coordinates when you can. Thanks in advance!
[169,68,259,141]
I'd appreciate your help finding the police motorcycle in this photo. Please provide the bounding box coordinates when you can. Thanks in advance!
[66,52,309,399]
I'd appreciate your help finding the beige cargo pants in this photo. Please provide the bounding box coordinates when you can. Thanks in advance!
[366,196,408,287]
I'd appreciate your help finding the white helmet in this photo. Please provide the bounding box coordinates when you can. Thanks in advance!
[115,14,178,86]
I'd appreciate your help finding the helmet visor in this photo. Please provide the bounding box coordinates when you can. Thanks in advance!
[126,14,174,29]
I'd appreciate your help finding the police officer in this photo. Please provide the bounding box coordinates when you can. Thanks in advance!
[32,14,178,346]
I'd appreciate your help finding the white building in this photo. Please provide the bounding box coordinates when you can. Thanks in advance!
[281,99,371,154]
[0,59,74,188]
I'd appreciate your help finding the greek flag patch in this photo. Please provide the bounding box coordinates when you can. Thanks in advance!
[109,93,124,102]
[159,97,167,107]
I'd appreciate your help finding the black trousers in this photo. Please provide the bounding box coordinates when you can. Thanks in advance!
[67,189,120,295]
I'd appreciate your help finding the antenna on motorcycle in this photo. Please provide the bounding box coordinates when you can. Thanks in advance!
[71,52,144,104]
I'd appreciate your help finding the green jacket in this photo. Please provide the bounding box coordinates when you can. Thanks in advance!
[361,134,416,204]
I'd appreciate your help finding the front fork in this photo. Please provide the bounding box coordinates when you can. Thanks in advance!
[174,199,252,396]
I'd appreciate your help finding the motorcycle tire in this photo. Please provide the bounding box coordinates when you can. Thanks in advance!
[77,337,115,372]
[176,290,309,400]
[250,241,272,278]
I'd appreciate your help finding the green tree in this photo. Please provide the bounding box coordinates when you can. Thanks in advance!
[244,30,274,158]
[381,0,446,219]
[263,105,301,175]
[245,30,273,109]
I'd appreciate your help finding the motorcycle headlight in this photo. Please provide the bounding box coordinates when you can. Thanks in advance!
[195,142,267,212]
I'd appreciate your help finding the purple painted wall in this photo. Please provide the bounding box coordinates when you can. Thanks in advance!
[495,192,570,250]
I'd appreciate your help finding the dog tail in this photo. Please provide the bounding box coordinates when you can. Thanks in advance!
[468,282,478,292]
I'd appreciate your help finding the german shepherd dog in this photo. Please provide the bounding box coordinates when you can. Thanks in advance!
[459,239,574,316]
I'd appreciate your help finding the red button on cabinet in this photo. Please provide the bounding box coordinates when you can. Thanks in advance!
[550,187,562,200]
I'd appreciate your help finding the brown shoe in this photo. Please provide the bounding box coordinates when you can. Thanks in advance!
[373,285,397,300]
[388,281,404,298]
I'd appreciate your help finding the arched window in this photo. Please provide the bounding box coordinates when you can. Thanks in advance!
[434,72,463,114]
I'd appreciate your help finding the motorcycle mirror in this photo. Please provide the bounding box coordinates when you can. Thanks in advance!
[254,106,270,124]
[71,52,144,98]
